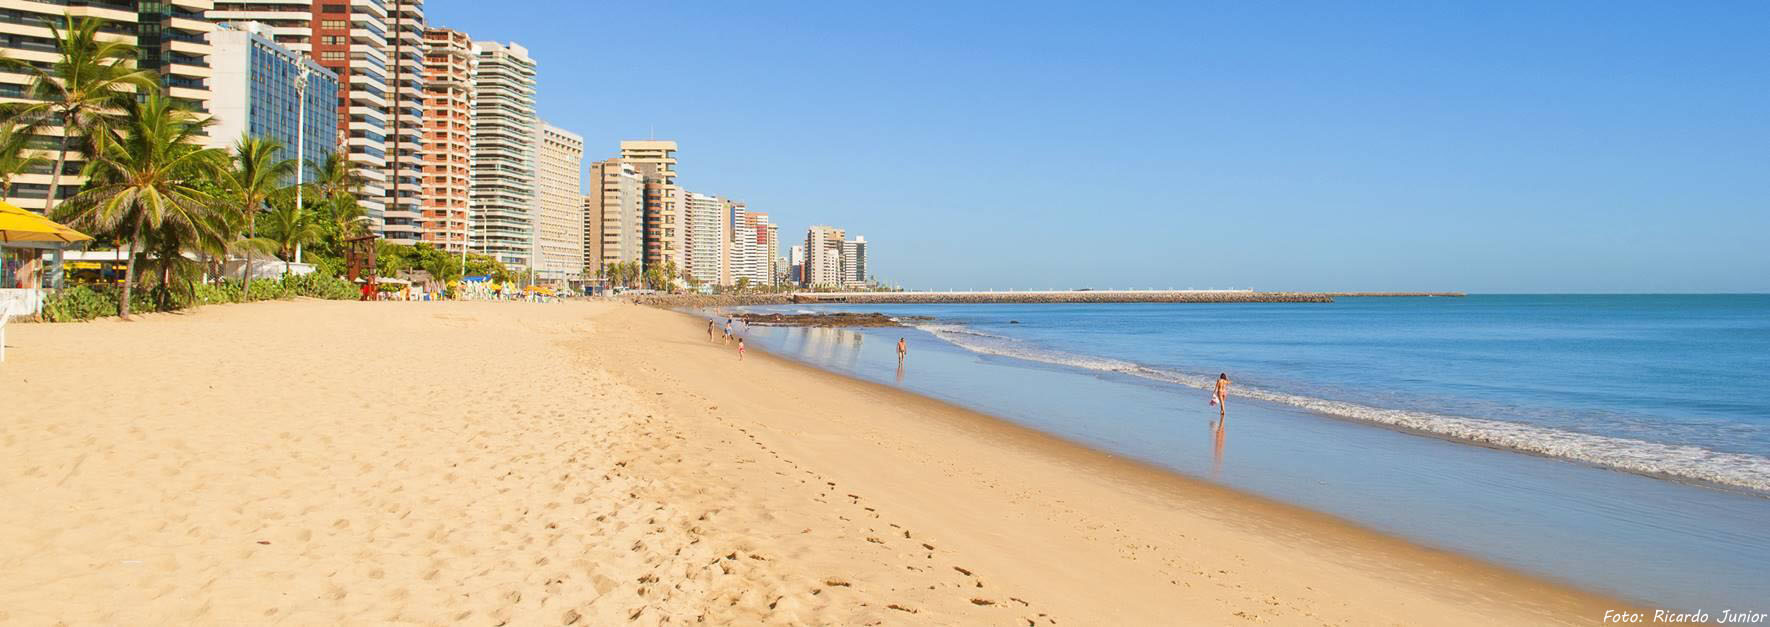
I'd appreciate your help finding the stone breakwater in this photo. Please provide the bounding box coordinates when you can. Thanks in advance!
[633,290,1465,308]
[1322,292,1467,298]
[790,290,1336,304]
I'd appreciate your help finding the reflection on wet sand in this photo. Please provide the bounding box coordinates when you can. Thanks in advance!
[773,326,868,371]
[1212,420,1226,478]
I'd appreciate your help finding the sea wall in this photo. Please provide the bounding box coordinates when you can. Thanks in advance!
[789,290,1335,304]
[633,290,1465,307]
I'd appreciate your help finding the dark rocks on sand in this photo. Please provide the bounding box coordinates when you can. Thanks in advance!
[733,312,929,328]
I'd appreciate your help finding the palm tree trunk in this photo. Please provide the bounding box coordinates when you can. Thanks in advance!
[45,127,70,215]
[119,212,143,319]
[239,201,254,299]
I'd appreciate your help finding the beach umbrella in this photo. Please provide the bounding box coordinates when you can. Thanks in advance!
[1,201,94,358]
[0,200,93,246]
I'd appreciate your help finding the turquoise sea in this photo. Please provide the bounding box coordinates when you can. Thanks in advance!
[722,295,1770,611]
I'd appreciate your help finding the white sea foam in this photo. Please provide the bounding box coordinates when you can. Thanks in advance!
[911,322,1770,494]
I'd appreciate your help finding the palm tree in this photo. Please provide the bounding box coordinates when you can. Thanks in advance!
[219,134,294,292]
[56,94,223,319]
[261,198,322,276]
[0,15,159,214]
[0,123,45,195]
[307,152,368,253]
[308,151,364,205]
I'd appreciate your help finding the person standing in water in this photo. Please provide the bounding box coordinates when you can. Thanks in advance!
[897,337,907,361]
[1212,373,1231,426]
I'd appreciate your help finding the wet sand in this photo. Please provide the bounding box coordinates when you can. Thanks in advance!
[0,299,1627,624]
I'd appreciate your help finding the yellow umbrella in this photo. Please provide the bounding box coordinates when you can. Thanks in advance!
[0,200,93,245]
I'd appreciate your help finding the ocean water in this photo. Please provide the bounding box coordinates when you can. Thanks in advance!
[719,295,1770,611]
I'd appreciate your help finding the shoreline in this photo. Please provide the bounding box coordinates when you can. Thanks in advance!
[644,306,1636,621]
[1,300,1640,623]
[635,289,1467,308]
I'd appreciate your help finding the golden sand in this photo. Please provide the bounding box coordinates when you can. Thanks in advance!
[0,300,1624,624]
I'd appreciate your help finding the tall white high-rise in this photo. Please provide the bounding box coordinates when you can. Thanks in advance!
[468,41,538,270]
[378,0,428,244]
[682,191,726,286]
[842,236,868,287]
[534,122,584,283]
[728,208,774,287]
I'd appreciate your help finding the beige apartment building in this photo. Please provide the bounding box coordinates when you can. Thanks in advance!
[587,158,644,273]
[0,1,214,212]
[419,27,472,252]
[803,225,847,288]
[619,140,679,272]
[534,122,585,284]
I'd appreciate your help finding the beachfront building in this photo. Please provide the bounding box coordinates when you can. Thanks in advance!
[379,0,429,245]
[534,122,585,284]
[1,1,214,212]
[619,140,679,273]
[728,208,774,288]
[718,199,743,285]
[803,226,846,288]
[208,0,393,229]
[766,222,781,287]
[468,41,538,270]
[205,21,339,177]
[843,236,868,288]
[587,158,644,272]
[419,27,473,252]
[682,191,725,286]
[789,245,805,286]
[580,195,597,275]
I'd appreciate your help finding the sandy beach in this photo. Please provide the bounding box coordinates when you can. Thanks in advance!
[0,299,1629,624]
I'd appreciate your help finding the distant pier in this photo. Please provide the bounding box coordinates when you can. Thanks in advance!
[790,290,1338,304]
[639,290,1464,307]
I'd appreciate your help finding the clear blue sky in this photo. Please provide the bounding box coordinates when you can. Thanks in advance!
[430,1,1768,293]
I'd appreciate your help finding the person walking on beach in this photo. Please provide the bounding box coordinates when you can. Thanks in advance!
[897,337,907,362]
[708,320,716,342]
[1212,373,1231,426]
[737,337,746,361]
[723,320,733,345]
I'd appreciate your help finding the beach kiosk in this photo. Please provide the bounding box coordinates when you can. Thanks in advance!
[0,201,94,361]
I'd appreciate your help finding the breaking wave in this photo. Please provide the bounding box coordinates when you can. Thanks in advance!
[910,321,1770,494]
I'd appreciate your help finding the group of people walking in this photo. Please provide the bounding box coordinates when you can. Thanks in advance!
[708,318,746,360]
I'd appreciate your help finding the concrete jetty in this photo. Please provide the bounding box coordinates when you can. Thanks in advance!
[635,290,1465,307]
[789,290,1336,304]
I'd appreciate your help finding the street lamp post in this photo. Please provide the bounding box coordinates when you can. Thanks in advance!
[293,59,311,264]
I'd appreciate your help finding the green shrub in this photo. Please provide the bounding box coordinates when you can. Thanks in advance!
[282,273,358,300]
[41,273,362,323]
[42,286,120,322]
